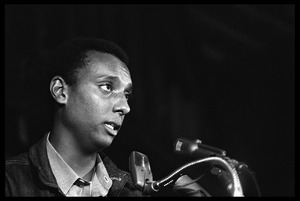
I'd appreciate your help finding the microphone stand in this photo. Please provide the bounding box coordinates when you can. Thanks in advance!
[143,156,244,196]
[129,138,261,197]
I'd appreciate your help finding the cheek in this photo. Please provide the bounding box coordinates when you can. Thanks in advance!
[66,85,113,129]
[77,92,111,120]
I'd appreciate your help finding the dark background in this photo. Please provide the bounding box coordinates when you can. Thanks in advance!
[5,4,294,196]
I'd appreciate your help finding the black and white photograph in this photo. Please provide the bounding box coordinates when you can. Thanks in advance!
[5,4,295,197]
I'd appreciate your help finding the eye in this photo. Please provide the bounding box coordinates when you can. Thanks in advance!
[125,92,132,101]
[99,83,113,92]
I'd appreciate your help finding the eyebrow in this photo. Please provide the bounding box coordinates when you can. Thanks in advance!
[96,74,118,81]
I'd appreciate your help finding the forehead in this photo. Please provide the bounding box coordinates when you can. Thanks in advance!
[80,51,131,81]
[85,51,129,72]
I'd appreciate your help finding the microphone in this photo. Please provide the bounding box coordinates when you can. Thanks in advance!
[174,138,227,159]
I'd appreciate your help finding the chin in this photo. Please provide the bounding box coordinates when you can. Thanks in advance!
[94,135,114,150]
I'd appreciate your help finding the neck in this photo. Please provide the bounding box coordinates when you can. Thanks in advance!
[49,116,97,179]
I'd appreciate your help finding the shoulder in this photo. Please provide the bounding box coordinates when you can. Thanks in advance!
[6,152,30,166]
[5,151,32,181]
[5,152,33,196]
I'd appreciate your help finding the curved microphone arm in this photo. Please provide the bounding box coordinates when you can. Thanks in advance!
[129,138,260,196]
[143,156,244,196]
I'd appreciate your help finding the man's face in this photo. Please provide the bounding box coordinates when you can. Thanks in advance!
[63,51,132,152]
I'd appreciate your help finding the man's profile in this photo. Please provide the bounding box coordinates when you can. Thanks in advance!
[5,38,142,197]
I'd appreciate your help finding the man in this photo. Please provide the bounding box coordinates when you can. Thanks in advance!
[5,38,143,196]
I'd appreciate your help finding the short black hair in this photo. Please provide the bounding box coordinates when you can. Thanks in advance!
[46,37,129,86]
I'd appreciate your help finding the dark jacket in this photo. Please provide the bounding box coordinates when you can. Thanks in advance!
[5,134,144,197]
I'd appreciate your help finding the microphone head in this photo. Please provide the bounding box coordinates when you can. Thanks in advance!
[174,138,199,155]
[174,138,226,159]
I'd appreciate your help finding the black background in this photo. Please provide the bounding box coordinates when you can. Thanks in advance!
[5,4,294,196]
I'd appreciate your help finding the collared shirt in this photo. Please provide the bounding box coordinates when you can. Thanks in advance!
[46,133,112,197]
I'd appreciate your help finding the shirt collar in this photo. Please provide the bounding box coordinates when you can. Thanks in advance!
[94,154,113,191]
[46,132,112,195]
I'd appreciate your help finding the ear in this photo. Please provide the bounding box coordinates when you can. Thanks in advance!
[49,76,69,104]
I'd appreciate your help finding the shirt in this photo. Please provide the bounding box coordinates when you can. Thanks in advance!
[46,133,112,196]
[5,132,144,196]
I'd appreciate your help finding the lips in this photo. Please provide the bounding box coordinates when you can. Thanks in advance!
[104,121,121,136]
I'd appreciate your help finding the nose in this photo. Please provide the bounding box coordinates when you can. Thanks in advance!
[113,94,130,116]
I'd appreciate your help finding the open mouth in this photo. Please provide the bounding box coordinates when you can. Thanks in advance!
[104,122,121,135]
